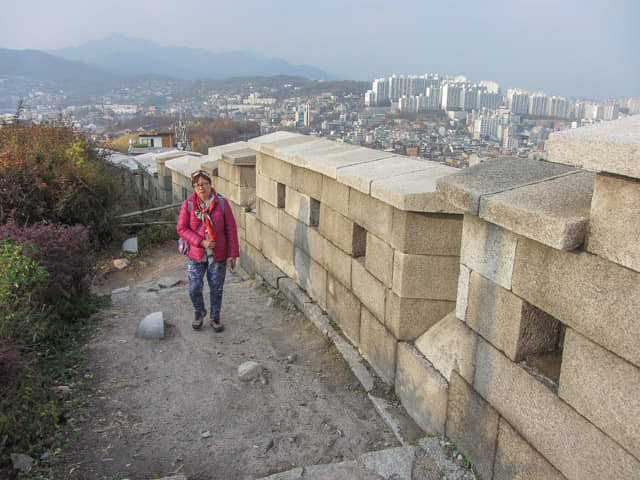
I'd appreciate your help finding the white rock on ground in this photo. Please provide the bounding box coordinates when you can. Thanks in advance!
[136,311,165,339]
[122,237,138,253]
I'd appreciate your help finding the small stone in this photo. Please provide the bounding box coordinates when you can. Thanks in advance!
[266,297,274,307]
[116,339,128,344]
[40,452,51,461]
[201,431,212,438]
[122,237,138,253]
[238,361,265,383]
[136,312,164,339]
[113,258,130,270]
[158,277,181,288]
[53,385,71,395]
[10,453,33,473]
[286,354,296,364]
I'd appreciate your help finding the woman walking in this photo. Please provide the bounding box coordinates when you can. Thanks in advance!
[177,170,239,332]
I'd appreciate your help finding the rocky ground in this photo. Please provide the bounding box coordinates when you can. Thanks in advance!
[47,242,475,480]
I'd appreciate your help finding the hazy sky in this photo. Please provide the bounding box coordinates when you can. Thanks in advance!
[1,0,638,99]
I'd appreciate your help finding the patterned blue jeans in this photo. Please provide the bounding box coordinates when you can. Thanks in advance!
[187,258,227,319]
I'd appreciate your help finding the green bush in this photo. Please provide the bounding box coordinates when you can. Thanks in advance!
[0,238,49,343]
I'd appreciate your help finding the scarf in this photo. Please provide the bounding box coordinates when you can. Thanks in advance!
[198,195,217,243]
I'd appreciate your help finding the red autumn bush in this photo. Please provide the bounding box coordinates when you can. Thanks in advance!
[0,218,93,300]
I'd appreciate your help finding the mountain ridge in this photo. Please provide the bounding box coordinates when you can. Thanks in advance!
[48,34,334,80]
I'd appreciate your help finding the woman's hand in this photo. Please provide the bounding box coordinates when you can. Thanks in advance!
[201,239,216,249]
[227,257,237,271]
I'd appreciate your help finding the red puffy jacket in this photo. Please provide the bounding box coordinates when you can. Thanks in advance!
[176,190,239,263]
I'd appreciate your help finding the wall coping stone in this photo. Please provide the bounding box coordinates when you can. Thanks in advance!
[221,147,256,166]
[436,157,579,215]
[436,157,595,249]
[165,155,216,177]
[480,171,595,251]
[546,115,640,179]
[207,141,251,160]
[249,132,461,213]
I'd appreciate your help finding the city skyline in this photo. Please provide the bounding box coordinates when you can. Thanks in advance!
[1,0,638,100]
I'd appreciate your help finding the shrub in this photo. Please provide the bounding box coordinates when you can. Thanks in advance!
[0,237,49,343]
[0,219,93,302]
[0,121,123,246]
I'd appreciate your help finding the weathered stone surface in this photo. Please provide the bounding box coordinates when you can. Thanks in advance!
[218,159,256,187]
[215,176,255,206]
[10,453,33,473]
[466,271,560,362]
[436,157,577,215]
[245,212,262,252]
[285,187,318,226]
[351,259,386,321]
[385,292,454,341]
[546,115,640,179]
[326,275,361,345]
[209,140,251,160]
[260,224,295,279]
[460,214,518,290]
[294,248,327,310]
[395,342,448,434]
[303,461,378,480]
[291,164,324,199]
[319,203,365,256]
[359,307,397,384]
[456,264,471,321]
[372,165,462,213]
[512,236,640,368]
[279,277,311,312]
[249,132,317,165]
[348,188,394,239]
[136,311,164,339]
[323,238,352,288]
[445,371,499,480]
[336,155,426,194]
[392,251,459,301]
[122,237,138,253]
[472,336,640,480]
[391,210,463,256]
[238,361,266,383]
[480,171,594,251]
[586,173,640,272]
[220,147,256,166]
[256,152,293,185]
[228,200,246,230]
[415,312,476,383]
[305,144,391,178]
[321,176,350,217]
[365,233,394,287]
[328,327,374,392]
[559,329,640,459]
[288,217,324,266]
[257,198,279,231]
[256,173,281,207]
[493,418,566,480]
[358,445,416,480]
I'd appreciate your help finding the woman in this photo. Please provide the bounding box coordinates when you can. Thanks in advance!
[177,170,239,332]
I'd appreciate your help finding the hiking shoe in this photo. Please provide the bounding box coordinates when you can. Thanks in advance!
[192,310,206,330]
[210,317,224,332]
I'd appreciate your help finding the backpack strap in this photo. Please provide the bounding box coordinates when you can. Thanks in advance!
[217,194,225,216]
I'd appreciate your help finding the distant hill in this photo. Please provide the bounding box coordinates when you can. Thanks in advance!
[49,34,334,81]
[0,48,124,93]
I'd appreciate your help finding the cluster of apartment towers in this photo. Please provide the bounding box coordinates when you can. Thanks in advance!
[365,73,623,122]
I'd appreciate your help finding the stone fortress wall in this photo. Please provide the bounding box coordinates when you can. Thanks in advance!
[161,116,640,480]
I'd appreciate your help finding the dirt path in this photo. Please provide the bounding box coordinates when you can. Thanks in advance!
[60,244,407,480]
